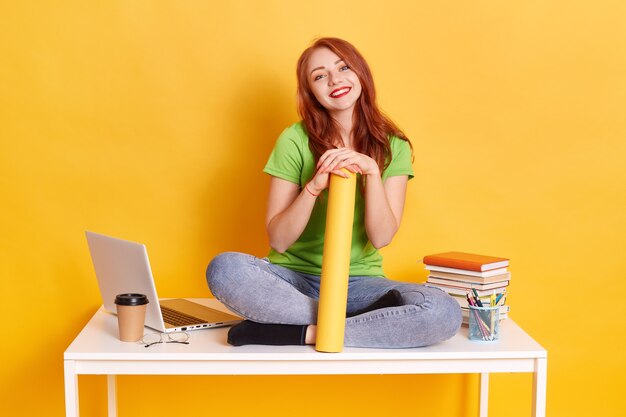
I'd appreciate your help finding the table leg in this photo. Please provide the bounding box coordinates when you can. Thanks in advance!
[479,373,489,417]
[64,360,79,417]
[107,375,118,417]
[532,358,547,417]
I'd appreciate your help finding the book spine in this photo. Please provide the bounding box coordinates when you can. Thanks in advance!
[425,265,507,277]
[426,283,507,296]
[423,256,485,272]
[428,271,511,283]
[427,278,510,290]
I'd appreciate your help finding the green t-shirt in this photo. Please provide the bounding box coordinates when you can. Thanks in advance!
[263,122,414,277]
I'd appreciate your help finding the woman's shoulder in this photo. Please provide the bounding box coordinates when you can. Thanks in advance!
[279,121,309,142]
[270,121,311,157]
[388,134,412,155]
[383,134,414,179]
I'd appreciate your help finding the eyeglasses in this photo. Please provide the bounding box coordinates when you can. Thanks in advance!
[141,331,190,348]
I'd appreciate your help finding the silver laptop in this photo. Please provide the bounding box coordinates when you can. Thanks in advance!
[86,231,241,333]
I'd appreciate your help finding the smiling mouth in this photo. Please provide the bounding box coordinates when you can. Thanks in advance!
[330,87,351,98]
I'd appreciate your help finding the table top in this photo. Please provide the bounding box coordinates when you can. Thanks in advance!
[65,298,546,362]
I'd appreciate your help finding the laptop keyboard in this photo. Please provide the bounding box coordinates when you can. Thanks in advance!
[160,305,205,327]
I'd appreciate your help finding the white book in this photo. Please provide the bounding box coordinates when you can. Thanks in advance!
[424,265,508,277]
[427,276,509,290]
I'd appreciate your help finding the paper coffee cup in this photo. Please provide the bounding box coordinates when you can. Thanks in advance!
[114,293,149,342]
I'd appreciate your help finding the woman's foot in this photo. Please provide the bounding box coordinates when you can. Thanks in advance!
[227,320,308,346]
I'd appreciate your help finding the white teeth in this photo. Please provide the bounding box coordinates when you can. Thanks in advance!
[331,88,349,97]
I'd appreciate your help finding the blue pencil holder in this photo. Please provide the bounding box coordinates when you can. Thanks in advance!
[468,305,500,342]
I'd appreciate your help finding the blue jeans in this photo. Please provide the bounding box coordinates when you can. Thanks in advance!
[206,252,462,348]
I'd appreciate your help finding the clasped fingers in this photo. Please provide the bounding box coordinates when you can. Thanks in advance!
[317,148,377,176]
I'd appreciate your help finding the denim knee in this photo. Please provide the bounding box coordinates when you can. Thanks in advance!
[432,290,463,341]
[206,251,248,300]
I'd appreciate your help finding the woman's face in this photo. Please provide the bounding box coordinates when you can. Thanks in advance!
[307,47,362,116]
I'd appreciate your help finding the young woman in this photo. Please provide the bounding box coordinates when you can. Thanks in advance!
[207,38,461,348]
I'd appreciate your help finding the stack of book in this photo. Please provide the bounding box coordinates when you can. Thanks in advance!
[422,251,510,324]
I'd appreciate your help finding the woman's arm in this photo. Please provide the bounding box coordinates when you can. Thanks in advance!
[266,146,358,253]
[317,148,408,249]
[363,173,408,249]
[265,177,316,254]
[266,148,407,253]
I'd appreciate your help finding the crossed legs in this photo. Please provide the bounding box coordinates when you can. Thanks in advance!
[207,252,461,348]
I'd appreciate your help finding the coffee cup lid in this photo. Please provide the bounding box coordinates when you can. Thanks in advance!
[114,293,149,306]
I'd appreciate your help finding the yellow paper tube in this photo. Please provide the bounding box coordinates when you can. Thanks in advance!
[315,169,356,353]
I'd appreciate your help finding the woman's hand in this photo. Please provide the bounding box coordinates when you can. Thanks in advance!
[317,148,379,177]
[307,148,380,195]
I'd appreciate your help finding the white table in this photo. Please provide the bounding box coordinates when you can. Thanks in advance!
[64,298,547,417]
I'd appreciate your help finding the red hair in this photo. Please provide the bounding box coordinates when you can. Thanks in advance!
[296,37,411,172]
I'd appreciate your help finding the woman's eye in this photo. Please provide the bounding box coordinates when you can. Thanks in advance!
[313,74,325,81]
[339,65,350,72]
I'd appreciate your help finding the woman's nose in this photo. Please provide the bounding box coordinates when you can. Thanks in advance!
[328,72,342,85]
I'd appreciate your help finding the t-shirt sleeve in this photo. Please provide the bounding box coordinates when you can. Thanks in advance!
[382,137,414,180]
[263,128,304,185]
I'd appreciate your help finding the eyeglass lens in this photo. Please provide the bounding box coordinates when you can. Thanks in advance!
[141,332,190,347]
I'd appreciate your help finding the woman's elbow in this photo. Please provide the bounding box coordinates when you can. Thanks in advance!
[270,243,288,254]
[268,235,289,254]
[370,237,392,249]
[367,227,398,249]
[266,224,285,253]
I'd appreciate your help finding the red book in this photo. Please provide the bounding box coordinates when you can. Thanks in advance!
[423,251,509,272]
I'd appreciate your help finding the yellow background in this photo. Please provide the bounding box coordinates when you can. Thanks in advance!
[1,1,625,416]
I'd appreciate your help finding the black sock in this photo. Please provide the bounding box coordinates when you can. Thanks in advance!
[227,320,308,346]
[346,289,404,318]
